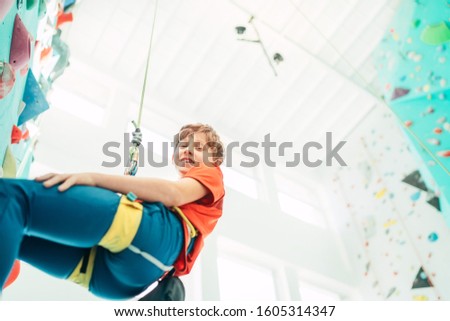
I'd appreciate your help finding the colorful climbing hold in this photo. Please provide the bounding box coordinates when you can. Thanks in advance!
[428,232,438,242]
[9,15,32,70]
[0,62,16,99]
[0,0,14,22]
[383,219,398,228]
[3,261,20,289]
[420,22,450,45]
[437,116,446,123]
[436,44,446,52]
[375,188,387,199]
[437,150,450,157]
[427,138,440,146]
[407,51,422,62]
[391,88,410,100]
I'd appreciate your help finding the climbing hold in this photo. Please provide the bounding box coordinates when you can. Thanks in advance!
[427,138,440,146]
[11,125,23,144]
[18,71,50,125]
[436,44,446,52]
[412,267,433,289]
[383,219,398,228]
[0,62,16,99]
[26,0,37,10]
[2,146,17,178]
[420,22,450,45]
[434,127,443,134]
[0,0,14,22]
[437,116,446,123]
[375,188,387,199]
[9,15,32,70]
[3,261,21,289]
[391,87,410,100]
[405,120,413,127]
[428,232,438,242]
[410,191,421,201]
[437,150,450,157]
[444,122,450,131]
[386,287,396,299]
[407,51,422,62]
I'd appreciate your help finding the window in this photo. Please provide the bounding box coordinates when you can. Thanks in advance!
[221,167,258,199]
[48,86,105,126]
[217,256,277,300]
[278,192,327,228]
[275,174,327,228]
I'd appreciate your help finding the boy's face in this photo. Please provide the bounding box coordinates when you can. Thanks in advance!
[174,132,215,175]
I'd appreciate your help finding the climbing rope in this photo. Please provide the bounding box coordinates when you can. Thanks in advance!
[125,0,159,176]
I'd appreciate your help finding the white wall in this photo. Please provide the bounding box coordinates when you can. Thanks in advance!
[324,104,450,300]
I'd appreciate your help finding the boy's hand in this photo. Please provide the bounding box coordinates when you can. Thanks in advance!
[35,173,96,192]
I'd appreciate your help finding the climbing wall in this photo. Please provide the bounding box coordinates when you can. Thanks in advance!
[0,0,73,179]
[375,0,450,224]
[330,105,450,300]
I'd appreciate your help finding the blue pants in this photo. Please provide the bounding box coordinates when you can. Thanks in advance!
[0,178,183,299]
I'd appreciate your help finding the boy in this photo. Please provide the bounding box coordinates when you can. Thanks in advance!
[0,123,225,300]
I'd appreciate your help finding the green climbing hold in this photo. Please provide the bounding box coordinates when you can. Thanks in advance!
[2,146,17,178]
[27,0,37,10]
[420,22,450,45]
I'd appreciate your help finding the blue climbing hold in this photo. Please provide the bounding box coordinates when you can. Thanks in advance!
[428,232,438,242]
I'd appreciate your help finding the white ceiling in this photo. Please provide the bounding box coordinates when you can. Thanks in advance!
[49,0,402,181]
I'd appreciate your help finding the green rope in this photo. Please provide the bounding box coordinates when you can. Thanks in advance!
[136,0,159,128]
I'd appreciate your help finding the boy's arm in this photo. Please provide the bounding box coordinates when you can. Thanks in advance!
[36,172,208,207]
[92,173,208,207]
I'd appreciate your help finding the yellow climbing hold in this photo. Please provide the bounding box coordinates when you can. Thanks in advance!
[383,219,398,228]
[1,146,17,178]
[375,188,387,199]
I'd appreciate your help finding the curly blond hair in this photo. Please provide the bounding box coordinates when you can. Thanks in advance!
[174,123,224,166]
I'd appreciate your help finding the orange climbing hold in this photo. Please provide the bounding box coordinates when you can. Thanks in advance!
[3,261,21,289]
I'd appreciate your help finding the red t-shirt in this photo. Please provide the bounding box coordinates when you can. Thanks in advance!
[172,164,225,276]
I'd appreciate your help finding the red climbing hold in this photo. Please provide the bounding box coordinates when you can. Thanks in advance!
[437,150,450,157]
[3,261,21,289]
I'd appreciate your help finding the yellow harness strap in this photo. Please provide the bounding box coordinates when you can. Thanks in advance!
[172,206,197,238]
[99,196,143,253]
[67,247,97,288]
